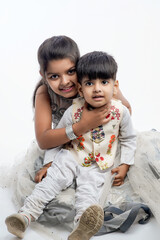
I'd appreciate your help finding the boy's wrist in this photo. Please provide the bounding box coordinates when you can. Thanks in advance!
[43,162,52,168]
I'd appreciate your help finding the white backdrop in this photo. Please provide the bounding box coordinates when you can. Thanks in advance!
[0,0,160,164]
[1,1,160,239]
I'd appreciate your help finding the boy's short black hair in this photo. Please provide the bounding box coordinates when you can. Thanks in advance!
[77,51,118,84]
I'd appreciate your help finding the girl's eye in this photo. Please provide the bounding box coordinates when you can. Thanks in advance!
[85,81,93,86]
[68,68,76,75]
[50,74,59,80]
[102,80,109,85]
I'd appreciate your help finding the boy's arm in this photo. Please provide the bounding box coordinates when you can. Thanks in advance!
[112,106,136,186]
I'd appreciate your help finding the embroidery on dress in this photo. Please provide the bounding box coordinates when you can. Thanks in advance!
[74,107,83,122]
[95,152,108,170]
[77,135,85,151]
[107,135,116,155]
[90,125,105,143]
[82,152,95,167]
[106,105,120,128]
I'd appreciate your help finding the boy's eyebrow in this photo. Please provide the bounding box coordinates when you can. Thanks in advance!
[82,78,91,83]
[82,78,111,83]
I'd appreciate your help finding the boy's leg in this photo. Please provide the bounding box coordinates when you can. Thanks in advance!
[68,204,104,240]
[68,164,111,239]
[5,149,77,238]
[75,163,111,219]
[20,149,77,219]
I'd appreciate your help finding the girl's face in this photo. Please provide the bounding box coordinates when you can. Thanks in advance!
[44,58,78,98]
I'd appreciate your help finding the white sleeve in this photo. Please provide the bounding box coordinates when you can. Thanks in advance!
[119,106,136,165]
[56,105,73,128]
[43,105,73,166]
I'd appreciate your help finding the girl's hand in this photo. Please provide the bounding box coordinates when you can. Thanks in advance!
[34,162,52,183]
[73,101,111,136]
[111,164,130,186]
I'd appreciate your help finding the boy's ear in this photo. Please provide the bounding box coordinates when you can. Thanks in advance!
[113,80,119,97]
[78,83,83,97]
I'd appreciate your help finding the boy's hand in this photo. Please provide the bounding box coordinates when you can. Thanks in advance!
[111,164,130,186]
[34,162,52,183]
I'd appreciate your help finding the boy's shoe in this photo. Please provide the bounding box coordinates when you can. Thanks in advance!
[68,204,104,240]
[5,213,30,239]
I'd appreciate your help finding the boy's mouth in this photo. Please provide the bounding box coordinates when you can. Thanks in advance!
[92,95,104,100]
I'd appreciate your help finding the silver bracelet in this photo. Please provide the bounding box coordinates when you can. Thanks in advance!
[65,125,77,140]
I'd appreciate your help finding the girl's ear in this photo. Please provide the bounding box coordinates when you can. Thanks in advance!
[39,70,45,78]
[113,80,119,97]
[78,83,83,97]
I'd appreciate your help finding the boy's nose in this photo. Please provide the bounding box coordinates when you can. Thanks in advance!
[94,83,101,92]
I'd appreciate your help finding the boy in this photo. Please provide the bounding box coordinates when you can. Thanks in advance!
[5,51,136,239]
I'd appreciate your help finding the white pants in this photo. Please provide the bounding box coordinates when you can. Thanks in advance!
[20,149,113,221]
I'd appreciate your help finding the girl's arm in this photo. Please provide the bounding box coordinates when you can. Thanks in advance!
[35,85,111,149]
[113,82,132,114]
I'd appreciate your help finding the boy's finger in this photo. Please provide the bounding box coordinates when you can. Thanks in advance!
[111,168,118,174]
[113,181,123,186]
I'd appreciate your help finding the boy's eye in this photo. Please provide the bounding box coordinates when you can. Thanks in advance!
[85,81,93,86]
[102,80,109,85]
[68,68,76,75]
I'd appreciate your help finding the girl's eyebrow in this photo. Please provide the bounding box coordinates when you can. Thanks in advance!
[46,66,76,76]
[46,72,56,76]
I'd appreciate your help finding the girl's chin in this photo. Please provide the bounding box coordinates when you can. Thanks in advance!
[61,90,78,99]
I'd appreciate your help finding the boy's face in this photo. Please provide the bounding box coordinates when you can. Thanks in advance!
[78,78,118,108]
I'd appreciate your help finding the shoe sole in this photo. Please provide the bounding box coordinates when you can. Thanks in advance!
[5,214,27,239]
[68,205,104,240]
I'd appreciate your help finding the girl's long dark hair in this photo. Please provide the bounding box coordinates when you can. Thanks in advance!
[32,35,80,107]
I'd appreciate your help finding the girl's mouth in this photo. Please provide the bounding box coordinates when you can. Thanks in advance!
[60,85,75,92]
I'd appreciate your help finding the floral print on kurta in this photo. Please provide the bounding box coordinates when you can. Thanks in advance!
[77,135,85,151]
[82,152,94,167]
[90,125,105,143]
[107,135,116,155]
[71,98,123,170]
[74,106,83,122]
[106,105,121,120]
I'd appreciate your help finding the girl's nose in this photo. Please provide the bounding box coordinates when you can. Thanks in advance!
[61,75,70,85]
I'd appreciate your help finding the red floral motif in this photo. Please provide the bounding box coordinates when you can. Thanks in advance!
[106,105,120,121]
[74,107,83,121]
[94,153,104,163]
[107,135,116,154]
[82,152,94,166]
[77,135,85,151]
